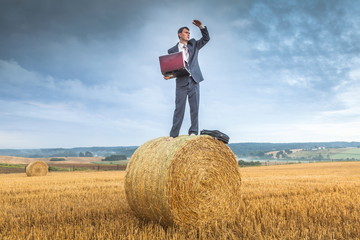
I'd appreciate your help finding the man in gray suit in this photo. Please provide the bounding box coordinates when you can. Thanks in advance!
[165,19,210,141]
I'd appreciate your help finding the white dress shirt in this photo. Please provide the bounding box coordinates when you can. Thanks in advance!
[178,42,189,62]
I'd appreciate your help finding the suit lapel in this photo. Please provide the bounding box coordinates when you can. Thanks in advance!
[169,43,180,54]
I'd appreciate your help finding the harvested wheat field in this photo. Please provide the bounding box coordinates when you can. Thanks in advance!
[1,162,360,239]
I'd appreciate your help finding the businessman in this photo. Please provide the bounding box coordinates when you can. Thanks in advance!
[165,19,210,141]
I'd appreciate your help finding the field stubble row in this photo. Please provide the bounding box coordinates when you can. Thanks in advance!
[1,162,360,239]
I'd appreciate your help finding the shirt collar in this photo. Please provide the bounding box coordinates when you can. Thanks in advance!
[178,41,192,48]
[179,42,185,49]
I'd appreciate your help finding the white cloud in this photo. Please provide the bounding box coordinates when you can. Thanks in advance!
[0,59,54,88]
[228,120,360,143]
[254,41,270,51]
[320,61,360,119]
[230,19,252,29]
[323,84,360,118]
[348,63,360,81]
[0,131,44,149]
[281,70,310,88]
[0,59,174,147]
[0,59,169,114]
[294,121,360,142]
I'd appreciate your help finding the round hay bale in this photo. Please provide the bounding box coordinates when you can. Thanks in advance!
[26,161,48,177]
[125,135,241,227]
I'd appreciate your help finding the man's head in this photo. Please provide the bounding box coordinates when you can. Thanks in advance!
[178,26,190,43]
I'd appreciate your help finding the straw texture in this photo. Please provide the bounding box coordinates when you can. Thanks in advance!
[26,161,48,177]
[125,135,241,227]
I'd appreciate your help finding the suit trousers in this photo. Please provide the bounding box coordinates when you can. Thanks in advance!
[170,78,200,137]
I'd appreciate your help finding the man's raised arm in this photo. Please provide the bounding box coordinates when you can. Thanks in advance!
[193,19,210,49]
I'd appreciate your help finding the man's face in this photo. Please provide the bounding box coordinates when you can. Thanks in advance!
[178,29,190,42]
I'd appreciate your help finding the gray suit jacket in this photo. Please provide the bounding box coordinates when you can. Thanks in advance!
[168,27,210,86]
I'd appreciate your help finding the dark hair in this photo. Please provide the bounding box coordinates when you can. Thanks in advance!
[177,26,189,38]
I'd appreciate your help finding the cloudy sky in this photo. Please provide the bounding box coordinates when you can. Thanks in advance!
[1,0,360,148]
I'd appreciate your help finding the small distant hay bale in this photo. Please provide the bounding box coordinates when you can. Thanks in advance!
[125,135,241,227]
[26,161,48,177]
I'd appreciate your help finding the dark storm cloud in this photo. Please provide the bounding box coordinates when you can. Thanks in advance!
[0,0,149,37]
[0,0,158,83]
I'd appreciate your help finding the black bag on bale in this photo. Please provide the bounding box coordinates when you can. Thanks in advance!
[200,130,230,144]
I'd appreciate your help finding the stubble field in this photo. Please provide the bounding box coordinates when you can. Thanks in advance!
[1,162,360,239]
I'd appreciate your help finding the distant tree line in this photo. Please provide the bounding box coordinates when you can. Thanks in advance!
[237,151,274,159]
[50,158,66,161]
[238,160,261,167]
[102,155,127,161]
[79,151,94,157]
